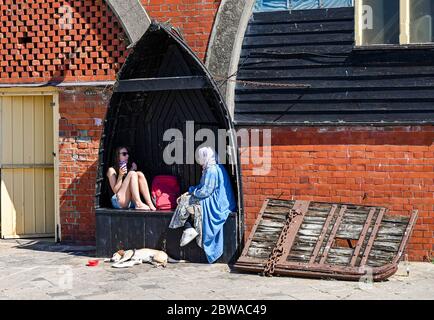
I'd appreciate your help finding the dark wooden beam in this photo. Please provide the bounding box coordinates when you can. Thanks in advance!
[114,76,208,92]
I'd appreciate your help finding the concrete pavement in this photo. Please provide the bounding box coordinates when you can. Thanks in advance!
[0,239,433,300]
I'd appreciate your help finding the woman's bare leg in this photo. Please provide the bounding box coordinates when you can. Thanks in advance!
[117,171,149,209]
[116,171,133,208]
[137,172,156,210]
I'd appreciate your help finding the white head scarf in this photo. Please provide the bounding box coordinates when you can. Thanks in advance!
[197,147,217,171]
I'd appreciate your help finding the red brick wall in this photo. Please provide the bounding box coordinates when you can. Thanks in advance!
[140,0,221,60]
[58,86,108,242]
[240,126,434,261]
[0,0,222,242]
[0,0,129,84]
[0,0,221,85]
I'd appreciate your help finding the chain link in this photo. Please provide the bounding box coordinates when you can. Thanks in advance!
[262,208,303,277]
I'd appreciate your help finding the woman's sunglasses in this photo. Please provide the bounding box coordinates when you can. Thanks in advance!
[119,152,129,156]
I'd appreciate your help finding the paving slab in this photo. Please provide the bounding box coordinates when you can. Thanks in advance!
[0,239,433,300]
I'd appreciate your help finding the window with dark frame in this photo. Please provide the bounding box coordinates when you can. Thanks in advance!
[356,0,434,46]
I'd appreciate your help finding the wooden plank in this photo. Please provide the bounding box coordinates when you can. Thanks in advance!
[1,169,15,237]
[268,199,296,207]
[127,215,146,250]
[300,223,324,230]
[251,7,354,23]
[115,76,208,92]
[350,207,376,266]
[371,242,400,252]
[34,96,45,164]
[0,164,54,169]
[309,204,338,264]
[241,59,347,69]
[13,168,24,235]
[319,205,347,264]
[392,210,419,264]
[45,168,55,234]
[44,96,54,165]
[34,168,45,234]
[240,199,270,259]
[237,63,434,79]
[235,89,434,102]
[243,32,354,47]
[240,44,353,58]
[96,213,112,257]
[235,78,434,92]
[297,228,322,237]
[278,200,310,264]
[0,97,13,164]
[326,247,354,265]
[246,20,354,35]
[22,96,34,165]
[1,97,13,237]
[111,215,129,252]
[360,208,386,266]
[23,169,35,234]
[234,111,434,125]
[12,96,23,165]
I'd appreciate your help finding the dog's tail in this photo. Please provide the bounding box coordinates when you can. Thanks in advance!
[167,256,188,263]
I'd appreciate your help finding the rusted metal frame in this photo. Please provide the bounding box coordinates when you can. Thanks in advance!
[239,199,270,259]
[273,264,398,282]
[309,204,338,264]
[276,200,311,264]
[274,260,396,276]
[262,200,310,276]
[236,256,265,265]
[237,258,398,282]
[349,207,377,267]
[318,205,347,265]
[392,210,419,265]
[360,208,386,266]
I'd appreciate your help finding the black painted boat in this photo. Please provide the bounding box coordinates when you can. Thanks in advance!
[95,22,244,263]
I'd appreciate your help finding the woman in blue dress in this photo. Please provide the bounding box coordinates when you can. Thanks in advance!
[183,147,237,263]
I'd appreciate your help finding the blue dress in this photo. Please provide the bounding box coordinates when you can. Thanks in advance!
[188,164,236,263]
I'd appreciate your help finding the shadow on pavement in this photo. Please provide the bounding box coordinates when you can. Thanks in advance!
[1,238,95,257]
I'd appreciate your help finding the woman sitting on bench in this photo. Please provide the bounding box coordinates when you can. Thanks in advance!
[183,147,236,263]
[106,146,156,211]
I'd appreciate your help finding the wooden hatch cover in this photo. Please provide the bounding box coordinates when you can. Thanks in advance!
[234,199,418,281]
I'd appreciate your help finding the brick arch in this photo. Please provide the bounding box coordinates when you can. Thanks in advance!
[206,0,255,118]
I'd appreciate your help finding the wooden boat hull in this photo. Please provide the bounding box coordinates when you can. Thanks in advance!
[95,22,244,262]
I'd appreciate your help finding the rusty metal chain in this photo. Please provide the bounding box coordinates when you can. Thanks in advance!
[213,76,311,89]
[262,208,303,277]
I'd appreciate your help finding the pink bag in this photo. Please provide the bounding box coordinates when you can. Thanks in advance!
[151,175,180,210]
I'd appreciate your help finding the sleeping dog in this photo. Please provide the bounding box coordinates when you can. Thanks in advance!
[105,248,185,268]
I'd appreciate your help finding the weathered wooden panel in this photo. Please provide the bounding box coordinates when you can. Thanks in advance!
[235,7,434,125]
[235,198,418,281]
[96,209,238,263]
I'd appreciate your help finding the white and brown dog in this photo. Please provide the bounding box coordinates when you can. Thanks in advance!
[105,248,185,268]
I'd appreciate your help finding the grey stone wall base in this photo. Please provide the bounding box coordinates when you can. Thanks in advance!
[206,0,255,118]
